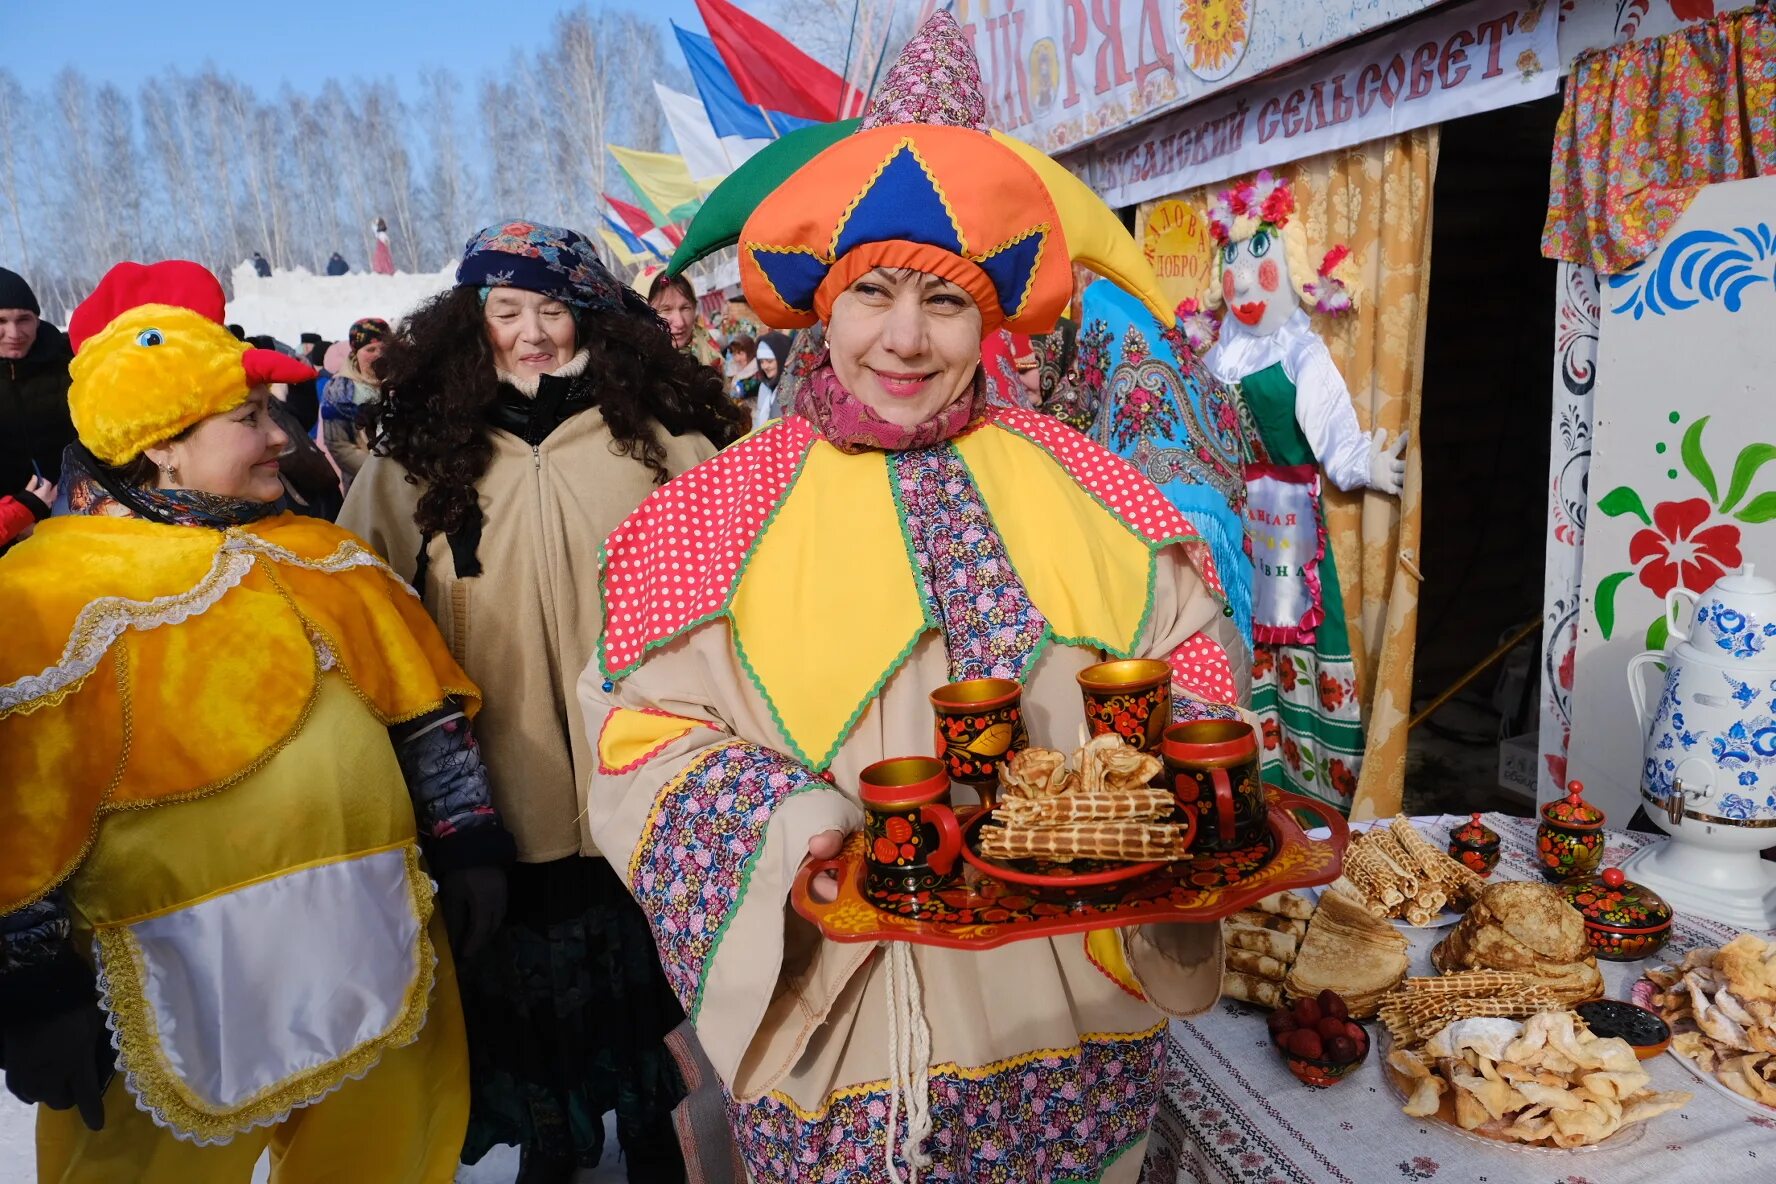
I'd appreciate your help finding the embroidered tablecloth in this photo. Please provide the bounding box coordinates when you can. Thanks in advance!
[1141,814,1776,1184]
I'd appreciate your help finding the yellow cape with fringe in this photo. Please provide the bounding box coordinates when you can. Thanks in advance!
[0,513,479,913]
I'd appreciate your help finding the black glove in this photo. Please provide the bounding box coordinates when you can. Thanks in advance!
[438,865,506,962]
[2,1004,111,1131]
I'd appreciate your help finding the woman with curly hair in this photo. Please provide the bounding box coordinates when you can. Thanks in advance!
[340,222,744,1184]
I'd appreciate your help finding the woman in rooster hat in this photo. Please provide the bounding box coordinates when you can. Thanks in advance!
[0,260,512,1182]
[579,15,1245,1182]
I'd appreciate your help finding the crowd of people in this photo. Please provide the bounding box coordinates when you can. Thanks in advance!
[0,14,1260,1184]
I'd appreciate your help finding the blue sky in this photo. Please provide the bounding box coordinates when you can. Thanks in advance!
[0,0,709,96]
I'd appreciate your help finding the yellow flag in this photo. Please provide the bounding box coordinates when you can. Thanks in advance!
[608,145,713,225]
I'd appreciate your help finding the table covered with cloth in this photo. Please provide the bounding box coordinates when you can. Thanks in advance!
[1140,813,1776,1184]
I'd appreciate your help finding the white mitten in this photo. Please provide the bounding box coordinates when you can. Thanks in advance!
[1367,428,1408,496]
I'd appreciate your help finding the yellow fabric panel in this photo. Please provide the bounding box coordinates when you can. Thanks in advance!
[957,425,1153,654]
[0,514,479,913]
[598,708,703,772]
[109,578,318,806]
[730,441,927,767]
[67,677,416,929]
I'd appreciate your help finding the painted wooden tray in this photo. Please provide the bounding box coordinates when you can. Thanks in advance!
[791,787,1348,950]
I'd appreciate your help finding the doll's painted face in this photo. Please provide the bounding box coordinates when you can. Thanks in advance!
[1220,228,1297,338]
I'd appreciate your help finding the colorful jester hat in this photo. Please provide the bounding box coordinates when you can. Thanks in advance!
[666,12,1171,337]
[1204,170,1357,316]
[68,260,316,464]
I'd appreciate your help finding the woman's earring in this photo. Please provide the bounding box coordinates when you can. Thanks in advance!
[160,464,177,484]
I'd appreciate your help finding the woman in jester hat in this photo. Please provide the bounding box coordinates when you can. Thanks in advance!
[1200,171,1408,812]
[0,260,512,1183]
[578,15,1245,1182]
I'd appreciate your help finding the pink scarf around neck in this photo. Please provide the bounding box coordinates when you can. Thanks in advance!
[792,359,986,454]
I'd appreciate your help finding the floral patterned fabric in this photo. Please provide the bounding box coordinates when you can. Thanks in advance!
[859,10,988,132]
[732,1023,1165,1182]
[891,443,1049,682]
[1543,8,1776,274]
[1055,280,1254,649]
[456,219,661,323]
[627,741,821,1021]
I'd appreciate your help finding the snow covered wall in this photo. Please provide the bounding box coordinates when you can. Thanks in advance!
[224,261,456,345]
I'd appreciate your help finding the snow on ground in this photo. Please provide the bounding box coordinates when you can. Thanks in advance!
[0,1092,624,1182]
[224,261,456,346]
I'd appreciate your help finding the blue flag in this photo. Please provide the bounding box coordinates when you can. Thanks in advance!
[673,24,814,141]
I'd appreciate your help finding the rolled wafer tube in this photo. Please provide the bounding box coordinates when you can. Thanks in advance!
[978,820,1191,862]
[1394,970,1547,998]
[996,787,1173,825]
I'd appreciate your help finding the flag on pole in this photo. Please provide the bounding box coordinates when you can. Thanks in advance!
[598,227,655,270]
[607,145,709,226]
[672,24,813,141]
[693,0,859,123]
[602,194,680,261]
[652,82,769,183]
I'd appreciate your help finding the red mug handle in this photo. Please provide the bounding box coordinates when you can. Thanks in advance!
[921,803,963,876]
[1210,768,1237,841]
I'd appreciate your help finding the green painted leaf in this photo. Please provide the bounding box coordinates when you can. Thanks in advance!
[1736,491,1776,523]
[1594,571,1633,640]
[1645,613,1670,652]
[1682,416,1719,503]
[1597,486,1651,525]
[1723,444,1776,511]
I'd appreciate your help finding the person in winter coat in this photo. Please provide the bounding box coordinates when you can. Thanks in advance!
[339,222,746,1184]
[752,329,791,429]
[320,317,388,493]
[326,252,350,276]
[0,267,75,509]
[251,251,272,278]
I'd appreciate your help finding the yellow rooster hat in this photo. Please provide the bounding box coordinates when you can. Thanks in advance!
[68,260,315,465]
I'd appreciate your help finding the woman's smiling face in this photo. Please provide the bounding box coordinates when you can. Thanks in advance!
[825,268,982,427]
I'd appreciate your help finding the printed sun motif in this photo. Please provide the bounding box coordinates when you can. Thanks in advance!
[1179,0,1250,75]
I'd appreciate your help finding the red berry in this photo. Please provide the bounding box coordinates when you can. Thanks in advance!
[1345,1020,1365,1044]
[1317,1017,1347,1042]
[1266,1011,1298,1037]
[1293,998,1321,1025]
[1327,1035,1357,1063]
[1285,1029,1323,1059]
[1319,990,1348,1020]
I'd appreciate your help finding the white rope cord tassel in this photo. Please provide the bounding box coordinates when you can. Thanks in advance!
[883,941,935,1183]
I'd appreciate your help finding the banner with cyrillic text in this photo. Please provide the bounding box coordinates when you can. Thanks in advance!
[1072,0,1557,208]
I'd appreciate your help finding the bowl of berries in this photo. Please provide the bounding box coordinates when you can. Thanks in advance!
[1266,990,1370,1087]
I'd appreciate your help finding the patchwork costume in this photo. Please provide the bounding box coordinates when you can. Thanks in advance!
[0,262,509,1184]
[580,17,1242,1183]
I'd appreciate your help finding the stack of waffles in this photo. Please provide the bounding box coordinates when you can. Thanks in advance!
[980,735,1191,863]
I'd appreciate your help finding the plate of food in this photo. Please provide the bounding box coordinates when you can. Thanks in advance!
[1641,933,1776,1113]
[1380,1011,1690,1153]
[960,737,1187,900]
[1319,817,1485,929]
[790,740,1349,949]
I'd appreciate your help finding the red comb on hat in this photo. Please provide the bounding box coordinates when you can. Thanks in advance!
[68,260,227,353]
[69,258,316,384]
